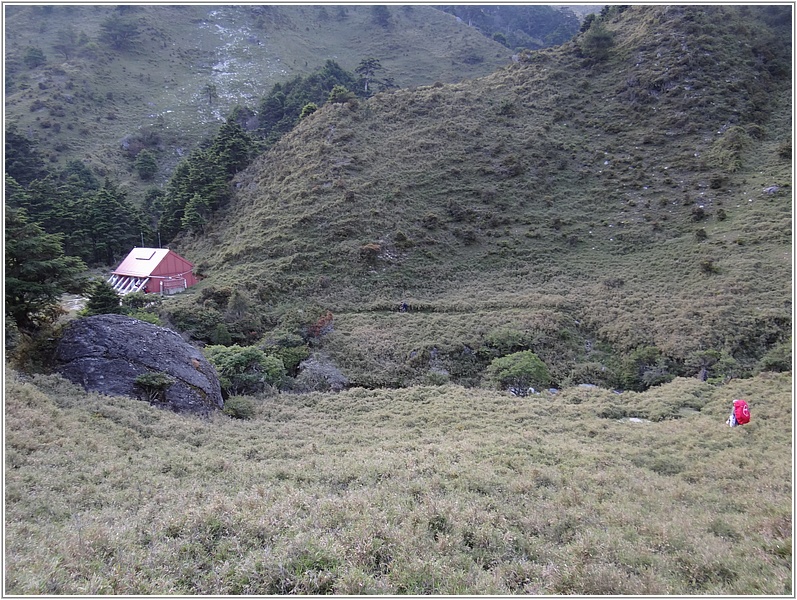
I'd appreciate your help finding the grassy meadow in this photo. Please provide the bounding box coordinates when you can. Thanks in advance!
[5,368,792,595]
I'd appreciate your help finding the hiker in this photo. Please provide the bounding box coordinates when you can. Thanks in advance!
[726,398,751,427]
[399,302,409,313]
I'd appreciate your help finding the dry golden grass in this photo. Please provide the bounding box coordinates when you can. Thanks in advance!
[5,368,791,594]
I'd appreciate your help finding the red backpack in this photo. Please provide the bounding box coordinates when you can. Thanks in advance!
[734,399,751,425]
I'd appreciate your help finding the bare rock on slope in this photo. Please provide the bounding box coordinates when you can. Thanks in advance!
[55,314,223,415]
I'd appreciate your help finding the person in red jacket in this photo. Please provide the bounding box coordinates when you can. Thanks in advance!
[727,398,751,427]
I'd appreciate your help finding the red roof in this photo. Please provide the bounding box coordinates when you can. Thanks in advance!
[112,248,193,278]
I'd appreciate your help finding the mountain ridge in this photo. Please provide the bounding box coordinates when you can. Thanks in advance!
[4,4,516,196]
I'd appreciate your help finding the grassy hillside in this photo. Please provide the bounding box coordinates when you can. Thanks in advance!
[168,5,791,388]
[4,5,511,199]
[5,368,792,594]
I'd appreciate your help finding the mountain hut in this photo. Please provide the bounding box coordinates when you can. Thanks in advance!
[108,247,198,295]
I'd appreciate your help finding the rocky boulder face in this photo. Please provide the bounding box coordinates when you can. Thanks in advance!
[56,314,223,415]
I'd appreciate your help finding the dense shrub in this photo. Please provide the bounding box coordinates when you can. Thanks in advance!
[299,102,318,119]
[167,305,223,342]
[564,361,618,389]
[121,292,151,311]
[579,23,614,62]
[481,327,533,358]
[265,344,311,376]
[293,354,349,392]
[205,344,286,396]
[327,84,355,104]
[222,395,257,420]
[486,350,551,392]
[619,346,676,391]
[134,372,173,403]
[756,341,792,373]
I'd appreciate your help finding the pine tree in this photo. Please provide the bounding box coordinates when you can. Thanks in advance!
[355,58,384,93]
[87,180,147,265]
[53,25,78,60]
[134,149,158,180]
[98,14,141,51]
[5,175,31,212]
[84,280,123,316]
[5,206,86,330]
[181,193,210,234]
[59,159,100,191]
[201,83,219,106]
[210,119,255,176]
[5,126,47,186]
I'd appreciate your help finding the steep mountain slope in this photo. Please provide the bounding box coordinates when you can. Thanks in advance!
[433,5,581,49]
[4,5,512,196]
[172,5,791,388]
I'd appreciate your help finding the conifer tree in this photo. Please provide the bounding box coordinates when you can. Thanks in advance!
[181,193,210,234]
[98,14,141,51]
[5,175,31,212]
[53,25,78,60]
[134,149,158,180]
[84,280,123,316]
[355,58,384,93]
[5,206,86,330]
[201,83,219,106]
[87,179,148,265]
[210,119,255,176]
[5,126,47,186]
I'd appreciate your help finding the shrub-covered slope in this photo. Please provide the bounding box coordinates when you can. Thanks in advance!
[173,5,791,389]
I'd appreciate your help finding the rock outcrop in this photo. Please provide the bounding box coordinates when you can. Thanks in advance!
[56,314,223,415]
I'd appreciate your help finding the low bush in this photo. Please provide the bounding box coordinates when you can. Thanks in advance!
[128,310,162,326]
[205,344,286,396]
[486,350,551,392]
[222,395,257,420]
[293,353,349,392]
[134,372,174,403]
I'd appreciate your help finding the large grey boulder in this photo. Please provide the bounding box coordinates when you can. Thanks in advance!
[56,314,223,415]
